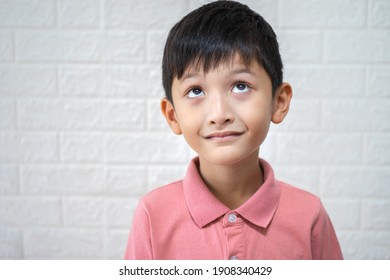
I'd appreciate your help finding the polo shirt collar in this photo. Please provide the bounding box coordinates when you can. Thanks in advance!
[183,157,280,229]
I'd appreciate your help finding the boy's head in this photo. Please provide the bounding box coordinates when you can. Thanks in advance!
[162,0,283,104]
[160,0,292,166]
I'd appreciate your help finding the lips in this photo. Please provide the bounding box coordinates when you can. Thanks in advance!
[205,131,244,140]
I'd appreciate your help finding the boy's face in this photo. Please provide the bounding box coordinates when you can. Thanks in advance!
[161,55,292,166]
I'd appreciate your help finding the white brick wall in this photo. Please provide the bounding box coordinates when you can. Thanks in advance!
[0,0,389,260]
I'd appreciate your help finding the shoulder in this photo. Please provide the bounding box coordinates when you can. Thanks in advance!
[278,180,321,204]
[137,179,186,212]
[277,180,323,219]
[275,181,343,259]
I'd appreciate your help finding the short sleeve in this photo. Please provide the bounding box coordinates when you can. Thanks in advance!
[124,200,154,260]
[311,201,343,260]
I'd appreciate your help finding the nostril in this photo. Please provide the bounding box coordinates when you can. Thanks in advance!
[209,118,232,125]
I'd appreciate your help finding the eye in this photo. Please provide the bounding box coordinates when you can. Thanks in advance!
[232,83,250,94]
[187,87,205,98]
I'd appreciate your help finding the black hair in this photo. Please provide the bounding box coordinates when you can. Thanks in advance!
[162,0,283,103]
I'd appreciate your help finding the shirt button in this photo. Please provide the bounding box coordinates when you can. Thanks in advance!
[228,213,237,223]
[229,256,238,260]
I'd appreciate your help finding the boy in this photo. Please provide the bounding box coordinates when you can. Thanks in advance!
[125,0,343,260]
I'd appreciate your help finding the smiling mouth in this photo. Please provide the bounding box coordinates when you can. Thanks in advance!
[205,131,244,140]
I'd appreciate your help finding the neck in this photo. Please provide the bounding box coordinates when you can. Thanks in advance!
[198,152,263,209]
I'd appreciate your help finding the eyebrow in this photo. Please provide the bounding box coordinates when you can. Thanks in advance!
[181,67,256,81]
[231,67,256,76]
[181,72,199,81]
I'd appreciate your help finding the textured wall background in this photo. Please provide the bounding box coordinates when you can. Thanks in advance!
[0,0,389,259]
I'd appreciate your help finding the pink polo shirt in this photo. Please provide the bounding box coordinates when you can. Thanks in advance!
[125,158,343,260]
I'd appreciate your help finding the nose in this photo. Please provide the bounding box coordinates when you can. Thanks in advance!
[207,94,234,126]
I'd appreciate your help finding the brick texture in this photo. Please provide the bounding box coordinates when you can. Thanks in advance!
[0,0,389,260]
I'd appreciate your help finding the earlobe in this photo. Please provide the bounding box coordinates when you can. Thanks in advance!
[160,98,182,135]
[271,83,293,124]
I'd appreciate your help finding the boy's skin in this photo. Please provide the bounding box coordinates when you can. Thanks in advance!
[161,54,292,209]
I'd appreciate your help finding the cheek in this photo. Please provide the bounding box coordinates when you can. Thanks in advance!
[175,107,202,134]
[248,116,271,135]
[239,105,273,138]
[238,99,273,122]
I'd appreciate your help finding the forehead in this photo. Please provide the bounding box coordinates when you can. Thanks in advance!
[180,53,263,80]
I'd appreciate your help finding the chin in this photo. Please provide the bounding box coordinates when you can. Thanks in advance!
[200,150,257,166]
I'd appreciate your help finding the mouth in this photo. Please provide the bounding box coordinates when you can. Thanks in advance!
[205,131,244,141]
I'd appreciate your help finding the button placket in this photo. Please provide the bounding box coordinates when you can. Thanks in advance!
[223,212,244,260]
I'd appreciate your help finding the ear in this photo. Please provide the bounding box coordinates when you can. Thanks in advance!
[272,82,293,124]
[160,98,182,135]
